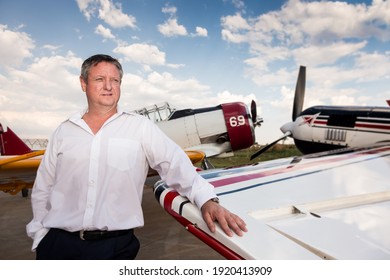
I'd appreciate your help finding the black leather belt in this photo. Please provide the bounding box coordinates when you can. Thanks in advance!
[54,228,133,241]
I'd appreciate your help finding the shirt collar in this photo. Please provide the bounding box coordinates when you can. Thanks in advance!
[68,106,130,125]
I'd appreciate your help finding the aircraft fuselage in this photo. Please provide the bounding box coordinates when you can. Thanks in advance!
[157,102,256,157]
[292,105,390,154]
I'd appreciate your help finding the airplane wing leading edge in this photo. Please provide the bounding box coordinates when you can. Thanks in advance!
[0,150,44,196]
[154,143,390,259]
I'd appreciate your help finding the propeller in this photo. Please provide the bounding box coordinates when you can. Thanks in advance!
[250,131,291,160]
[250,66,306,161]
[250,100,263,127]
[292,66,306,121]
[251,100,257,124]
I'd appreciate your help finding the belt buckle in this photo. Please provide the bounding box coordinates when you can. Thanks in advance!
[79,229,85,240]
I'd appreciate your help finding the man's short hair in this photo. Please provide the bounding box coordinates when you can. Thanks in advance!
[80,54,123,83]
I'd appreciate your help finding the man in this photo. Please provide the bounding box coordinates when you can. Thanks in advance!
[26,54,247,260]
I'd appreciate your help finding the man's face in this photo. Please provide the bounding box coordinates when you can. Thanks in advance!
[80,61,121,110]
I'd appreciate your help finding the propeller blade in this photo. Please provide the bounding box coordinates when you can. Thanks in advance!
[250,132,291,161]
[251,100,257,124]
[292,66,306,121]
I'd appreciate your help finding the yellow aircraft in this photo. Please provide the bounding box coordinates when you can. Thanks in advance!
[0,150,44,197]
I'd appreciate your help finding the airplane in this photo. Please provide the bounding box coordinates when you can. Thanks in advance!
[250,66,390,160]
[154,142,390,259]
[0,124,33,156]
[0,124,43,197]
[0,100,262,196]
[151,67,390,259]
[135,101,262,160]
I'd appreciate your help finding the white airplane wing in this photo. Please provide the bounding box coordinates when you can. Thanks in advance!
[154,143,390,259]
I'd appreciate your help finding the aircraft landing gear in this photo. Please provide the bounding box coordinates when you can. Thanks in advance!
[22,188,29,197]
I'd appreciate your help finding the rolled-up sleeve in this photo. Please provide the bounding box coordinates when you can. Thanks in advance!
[142,120,216,209]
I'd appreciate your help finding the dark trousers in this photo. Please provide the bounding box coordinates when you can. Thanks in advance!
[36,228,140,260]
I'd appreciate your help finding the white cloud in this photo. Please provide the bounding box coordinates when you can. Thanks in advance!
[113,42,184,69]
[114,43,166,65]
[158,18,188,37]
[95,24,115,40]
[146,71,209,93]
[220,0,390,111]
[119,70,256,116]
[0,53,83,138]
[292,41,367,67]
[76,0,137,29]
[290,0,390,41]
[42,44,62,53]
[159,5,208,38]
[194,26,208,37]
[231,0,245,11]
[162,6,177,15]
[3,0,390,145]
[119,71,212,110]
[98,0,136,29]
[330,93,357,106]
[222,0,390,60]
[1,54,82,111]
[221,13,252,43]
[75,0,96,21]
[221,13,251,32]
[0,24,35,67]
[216,90,257,108]
[221,29,247,43]
[354,51,390,81]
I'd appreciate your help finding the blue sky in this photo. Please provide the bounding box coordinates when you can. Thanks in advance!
[1,0,390,145]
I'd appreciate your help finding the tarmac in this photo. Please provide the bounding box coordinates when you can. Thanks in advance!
[0,180,224,260]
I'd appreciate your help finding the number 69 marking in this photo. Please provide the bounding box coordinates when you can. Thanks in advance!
[229,115,246,127]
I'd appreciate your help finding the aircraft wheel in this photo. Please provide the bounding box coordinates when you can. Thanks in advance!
[22,188,29,197]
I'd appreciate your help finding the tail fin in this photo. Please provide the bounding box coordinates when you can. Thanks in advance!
[0,123,32,155]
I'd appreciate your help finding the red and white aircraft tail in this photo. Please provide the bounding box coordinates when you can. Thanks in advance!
[0,124,32,156]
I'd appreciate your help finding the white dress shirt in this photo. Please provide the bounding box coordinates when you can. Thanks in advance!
[26,108,216,250]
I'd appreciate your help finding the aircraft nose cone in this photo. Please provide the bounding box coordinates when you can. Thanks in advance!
[280,122,294,135]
